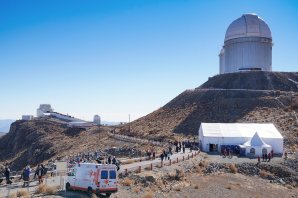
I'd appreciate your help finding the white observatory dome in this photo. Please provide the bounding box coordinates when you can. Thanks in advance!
[225,14,272,42]
[219,14,273,74]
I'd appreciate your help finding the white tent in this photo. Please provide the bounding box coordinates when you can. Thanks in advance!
[198,123,283,155]
[241,132,272,157]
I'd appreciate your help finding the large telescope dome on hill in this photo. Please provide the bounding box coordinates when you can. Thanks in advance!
[219,14,273,74]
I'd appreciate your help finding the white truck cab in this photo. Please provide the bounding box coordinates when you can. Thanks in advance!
[66,163,118,197]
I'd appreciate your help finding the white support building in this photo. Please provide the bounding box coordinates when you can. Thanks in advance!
[198,123,283,157]
[22,115,34,121]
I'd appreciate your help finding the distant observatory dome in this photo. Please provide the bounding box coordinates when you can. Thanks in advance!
[219,14,273,74]
[93,115,101,125]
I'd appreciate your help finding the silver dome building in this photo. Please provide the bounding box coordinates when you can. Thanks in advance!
[219,14,273,74]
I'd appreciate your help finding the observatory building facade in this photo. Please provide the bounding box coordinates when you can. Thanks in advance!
[219,14,273,74]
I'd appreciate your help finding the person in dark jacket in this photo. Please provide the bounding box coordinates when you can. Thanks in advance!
[4,166,11,185]
[22,166,31,187]
[108,156,112,164]
[35,165,44,184]
[112,156,117,165]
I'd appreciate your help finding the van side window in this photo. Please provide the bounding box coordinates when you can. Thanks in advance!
[110,170,116,179]
[101,170,108,179]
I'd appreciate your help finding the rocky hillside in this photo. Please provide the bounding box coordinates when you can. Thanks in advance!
[0,118,111,170]
[119,72,298,148]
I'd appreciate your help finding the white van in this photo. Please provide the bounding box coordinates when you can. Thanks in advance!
[66,163,118,197]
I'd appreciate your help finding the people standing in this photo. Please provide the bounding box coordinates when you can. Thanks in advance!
[4,166,11,185]
[108,156,112,164]
[112,156,117,165]
[160,153,164,162]
[268,153,271,162]
[22,166,31,187]
[153,151,156,160]
[182,145,185,153]
[265,153,268,162]
[257,156,260,165]
[35,164,44,184]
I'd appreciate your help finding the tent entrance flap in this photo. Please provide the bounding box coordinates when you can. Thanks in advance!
[209,144,218,152]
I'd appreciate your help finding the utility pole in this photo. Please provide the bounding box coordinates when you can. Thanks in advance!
[129,114,131,134]
[98,118,101,148]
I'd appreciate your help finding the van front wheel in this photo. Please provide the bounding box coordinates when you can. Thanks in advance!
[66,183,71,191]
[87,187,93,197]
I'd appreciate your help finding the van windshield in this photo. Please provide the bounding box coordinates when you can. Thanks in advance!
[110,170,116,179]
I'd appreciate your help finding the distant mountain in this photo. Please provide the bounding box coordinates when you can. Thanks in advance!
[0,119,15,133]
[101,121,122,126]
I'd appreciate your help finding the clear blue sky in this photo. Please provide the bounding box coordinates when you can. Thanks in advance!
[0,0,297,121]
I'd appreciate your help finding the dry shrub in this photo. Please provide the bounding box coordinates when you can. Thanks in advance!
[36,184,47,194]
[16,189,30,198]
[285,184,293,189]
[45,186,57,195]
[259,170,271,178]
[226,185,232,190]
[229,164,237,174]
[156,179,164,188]
[142,190,154,198]
[36,184,57,195]
[123,159,135,165]
[199,160,207,168]
[8,193,17,198]
[122,178,134,186]
[194,185,199,189]
[174,187,181,191]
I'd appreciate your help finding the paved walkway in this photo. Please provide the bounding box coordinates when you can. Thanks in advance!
[120,148,198,173]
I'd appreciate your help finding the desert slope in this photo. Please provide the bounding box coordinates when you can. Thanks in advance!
[119,72,298,148]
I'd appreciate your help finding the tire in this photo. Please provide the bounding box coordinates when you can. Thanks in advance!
[66,183,71,191]
[87,187,93,197]
[106,193,111,197]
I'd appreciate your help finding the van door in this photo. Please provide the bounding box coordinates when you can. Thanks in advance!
[99,169,117,192]
[108,170,117,190]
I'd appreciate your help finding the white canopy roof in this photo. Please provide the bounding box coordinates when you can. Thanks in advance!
[200,123,283,139]
[243,132,271,147]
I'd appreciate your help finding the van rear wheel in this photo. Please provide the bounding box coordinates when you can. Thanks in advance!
[106,193,111,197]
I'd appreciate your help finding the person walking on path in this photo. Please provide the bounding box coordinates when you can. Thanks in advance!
[265,154,268,162]
[160,153,164,162]
[153,151,156,160]
[108,156,112,164]
[163,150,167,161]
[35,164,44,184]
[268,153,271,162]
[4,166,11,185]
[182,145,185,153]
[22,166,31,187]
[257,156,260,165]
